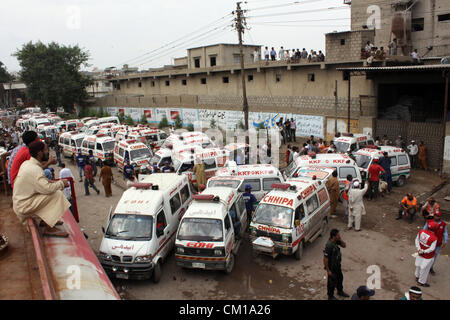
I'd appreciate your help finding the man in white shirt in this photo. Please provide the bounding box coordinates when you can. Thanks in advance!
[263,47,270,61]
[407,140,419,169]
[253,49,259,63]
[411,49,421,63]
[279,47,285,61]
[292,146,299,162]
[59,163,75,216]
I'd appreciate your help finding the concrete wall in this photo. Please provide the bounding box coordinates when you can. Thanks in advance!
[326,30,375,62]
[187,44,260,69]
[350,0,450,57]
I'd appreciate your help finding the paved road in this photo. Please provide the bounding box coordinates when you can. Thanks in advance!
[56,151,450,300]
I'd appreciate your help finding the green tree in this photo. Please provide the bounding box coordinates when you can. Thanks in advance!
[237,120,245,130]
[210,119,217,129]
[186,123,194,131]
[125,115,135,126]
[158,116,169,130]
[0,61,12,83]
[140,114,148,125]
[13,41,93,113]
[174,115,183,129]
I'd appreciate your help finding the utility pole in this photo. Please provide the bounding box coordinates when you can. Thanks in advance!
[334,80,338,135]
[234,2,249,138]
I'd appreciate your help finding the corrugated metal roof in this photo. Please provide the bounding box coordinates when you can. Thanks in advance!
[337,64,450,72]
[2,82,26,90]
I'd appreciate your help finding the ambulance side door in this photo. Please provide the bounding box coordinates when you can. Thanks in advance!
[235,195,247,231]
[178,183,192,221]
[389,156,398,181]
[223,213,234,256]
[155,210,170,259]
[304,193,320,240]
[168,192,183,245]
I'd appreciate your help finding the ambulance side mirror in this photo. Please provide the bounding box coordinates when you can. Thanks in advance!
[295,220,300,227]
[102,227,105,234]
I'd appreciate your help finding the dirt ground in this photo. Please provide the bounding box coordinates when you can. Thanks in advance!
[53,143,450,301]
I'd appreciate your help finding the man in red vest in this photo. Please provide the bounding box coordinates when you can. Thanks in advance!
[414,227,438,287]
[424,210,448,275]
[367,159,385,201]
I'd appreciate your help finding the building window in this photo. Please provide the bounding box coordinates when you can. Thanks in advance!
[438,14,450,22]
[343,71,350,81]
[248,75,253,82]
[165,80,170,86]
[222,77,229,83]
[194,58,200,68]
[201,78,207,84]
[151,81,155,87]
[412,18,424,32]
[308,73,315,82]
[276,74,281,82]
[210,56,217,67]
[340,39,346,45]
[182,79,187,86]
[138,81,142,87]
[233,55,241,64]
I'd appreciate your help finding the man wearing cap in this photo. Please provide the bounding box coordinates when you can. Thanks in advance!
[13,141,70,237]
[424,211,447,274]
[243,184,257,227]
[367,159,385,200]
[414,226,437,287]
[161,161,173,173]
[351,285,375,300]
[123,159,134,180]
[407,140,418,169]
[397,193,419,223]
[400,286,423,300]
[348,180,369,231]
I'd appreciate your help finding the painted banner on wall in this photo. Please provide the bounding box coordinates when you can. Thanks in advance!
[295,115,324,139]
[181,108,199,127]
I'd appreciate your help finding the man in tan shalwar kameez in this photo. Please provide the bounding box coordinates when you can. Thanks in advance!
[13,141,71,237]
[326,170,340,215]
[193,158,206,191]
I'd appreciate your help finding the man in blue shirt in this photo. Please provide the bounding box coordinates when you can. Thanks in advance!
[378,152,392,193]
[88,150,97,177]
[123,160,135,180]
[229,208,241,239]
[76,150,85,182]
[161,161,173,173]
[243,184,257,227]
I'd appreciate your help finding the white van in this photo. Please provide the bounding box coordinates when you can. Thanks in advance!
[80,134,116,166]
[28,117,51,131]
[290,166,335,184]
[175,187,248,274]
[172,148,230,184]
[353,146,411,186]
[149,144,204,168]
[114,139,153,172]
[333,133,375,154]
[284,153,362,195]
[211,161,285,201]
[98,173,192,281]
[250,179,330,260]
[59,131,86,158]
[128,128,168,150]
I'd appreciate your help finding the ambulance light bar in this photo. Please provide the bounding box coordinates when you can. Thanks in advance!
[193,195,220,202]
[96,134,106,137]
[126,139,137,144]
[131,183,153,189]
[271,183,290,190]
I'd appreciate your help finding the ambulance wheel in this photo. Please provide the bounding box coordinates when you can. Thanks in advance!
[295,240,304,260]
[339,191,344,203]
[152,261,162,283]
[320,218,328,237]
[224,254,235,274]
[396,175,406,187]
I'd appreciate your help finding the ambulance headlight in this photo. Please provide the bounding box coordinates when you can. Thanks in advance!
[135,255,152,263]
[177,247,185,254]
[99,251,112,261]
[214,249,224,256]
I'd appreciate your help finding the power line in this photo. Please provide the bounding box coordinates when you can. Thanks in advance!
[115,13,233,67]
[252,23,350,27]
[245,0,327,12]
[254,17,349,24]
[247,5,350,18]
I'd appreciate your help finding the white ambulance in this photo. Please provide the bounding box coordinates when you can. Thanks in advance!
[114,127,143,142]
[353,146,411,186]
[80,134,116,166]
[172,148,230,184]
[250,179,330,260]
[114,139,153,172]
[224,143,249,164]
[149,144,204,168]
[333,133,375,154]
[175,187,247,274]
[161,132,215,150]
[59,131,86,158]
[290,166,335,184]
[211,161,285,201]
[28,116,51,131]
[98,173,192,281]
[284,153,362,194]
[65,119,84,132]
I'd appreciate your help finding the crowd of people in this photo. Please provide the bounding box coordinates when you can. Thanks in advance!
[363,39,422,65]
[254,47,325,64]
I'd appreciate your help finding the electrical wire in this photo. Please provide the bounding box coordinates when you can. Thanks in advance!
[245,0,327,12]
[247,5,350,19]
[115,13,233,67]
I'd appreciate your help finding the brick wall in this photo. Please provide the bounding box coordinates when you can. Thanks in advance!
[326,30,375,63]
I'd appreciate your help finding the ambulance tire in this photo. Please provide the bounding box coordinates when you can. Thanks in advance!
[295,240,304,261]
[396,175,406,187]
[152,260,162,283]
[338,191,344,203]
[224,254,235,274]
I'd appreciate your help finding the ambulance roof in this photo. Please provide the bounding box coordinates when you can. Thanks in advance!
[114,173,188,216]
[184,187,238,220]
[118,140,148,149]
[215,163,280,178]
[292,166,334,181]
[355,146,405,158]
[84,134,115,143]
[294,153,354,166]
[334,134,371,143]
[61,131,85,138]
[173,147,228,162]
[261,179,321,209]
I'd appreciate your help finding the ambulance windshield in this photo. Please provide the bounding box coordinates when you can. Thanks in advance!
[354,154,371,169]
[103,141,115,151]
[207,179,242,189]
[177,218,223,242]
[335,142,350,153]
[284,160,298,178]
[130,148,151,160]
[105,214,153,240]
[253,204,293,229]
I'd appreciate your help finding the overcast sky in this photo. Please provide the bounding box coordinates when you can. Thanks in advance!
[0,0,350,73]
